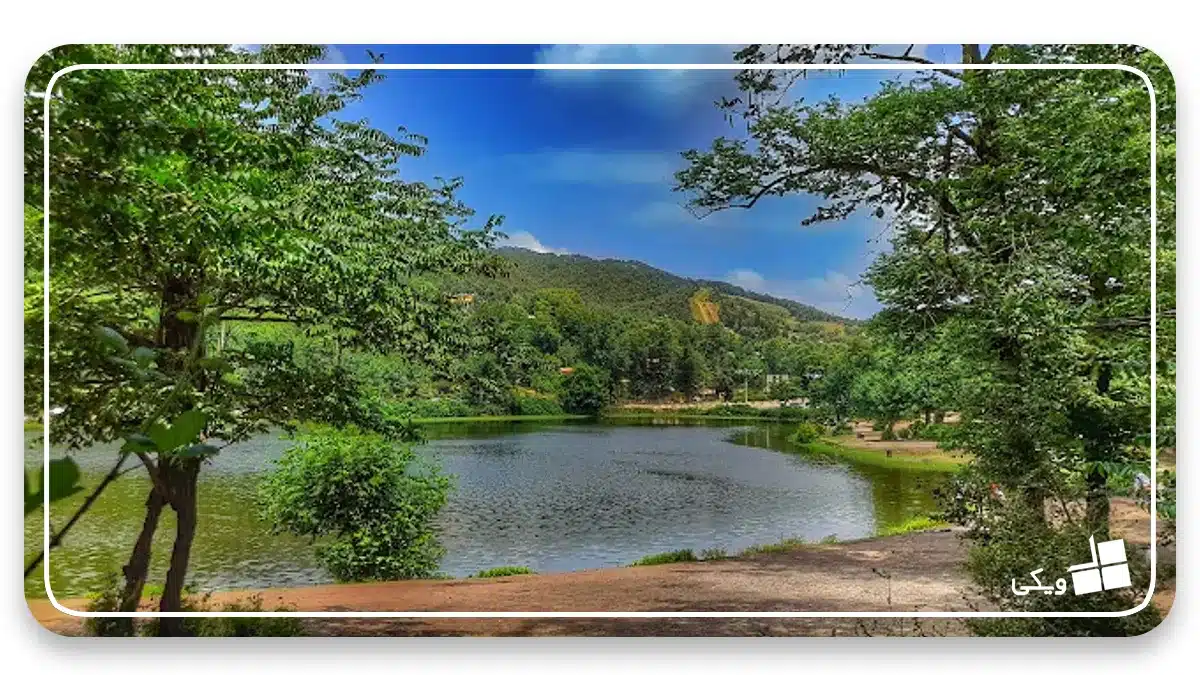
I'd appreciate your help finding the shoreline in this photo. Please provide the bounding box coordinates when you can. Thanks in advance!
[412,413,591,424]
[27,501,1167,637]
[29,528,974,636]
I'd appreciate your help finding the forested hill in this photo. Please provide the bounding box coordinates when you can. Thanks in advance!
[451,247,848,328]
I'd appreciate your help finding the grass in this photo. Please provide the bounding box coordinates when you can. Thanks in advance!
[472,566,535,578]
[876,515,950,537]
[23,420,43,432]
[604,413,774,422]
[412,414,591,424]
[699,547,727,560]
[739,537,809,556]
[629,549,698,566]
[789,439,964,472]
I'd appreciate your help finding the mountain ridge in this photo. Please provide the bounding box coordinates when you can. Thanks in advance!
[460,247,850,328]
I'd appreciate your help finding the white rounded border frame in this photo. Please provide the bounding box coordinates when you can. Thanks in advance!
[39,59,1160,620]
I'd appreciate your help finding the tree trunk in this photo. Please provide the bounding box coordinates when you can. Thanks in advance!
[119,486,165,613]
[1083,361,1114,535]
[157,458,201,637]
[1085,469,1111,537]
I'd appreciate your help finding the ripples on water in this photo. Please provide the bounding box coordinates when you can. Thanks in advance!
[25,421,941,597]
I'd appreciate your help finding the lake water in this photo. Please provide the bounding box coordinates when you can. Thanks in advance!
[24,420,945,597]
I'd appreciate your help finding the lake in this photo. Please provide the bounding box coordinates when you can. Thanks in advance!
[24,419,945,597]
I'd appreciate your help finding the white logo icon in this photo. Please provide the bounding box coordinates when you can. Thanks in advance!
[1067,536,1131,595]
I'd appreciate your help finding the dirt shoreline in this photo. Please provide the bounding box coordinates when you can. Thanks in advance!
[28,501,1168,637]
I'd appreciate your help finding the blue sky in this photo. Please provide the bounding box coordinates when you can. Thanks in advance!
[321,44,961,319]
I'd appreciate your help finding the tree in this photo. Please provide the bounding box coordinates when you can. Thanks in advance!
[850,350,919,438]
[676,44,1171,633]
[26,45,498,634]
[258,427,449,581]
[562,364,610,415]
[677,43,1168,527]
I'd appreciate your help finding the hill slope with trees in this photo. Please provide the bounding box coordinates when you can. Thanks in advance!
[448,247,848,329]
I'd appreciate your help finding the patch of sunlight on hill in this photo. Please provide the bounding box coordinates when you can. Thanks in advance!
[689,288,720,325]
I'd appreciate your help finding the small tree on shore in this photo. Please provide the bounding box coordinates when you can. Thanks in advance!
[258,427,450,582]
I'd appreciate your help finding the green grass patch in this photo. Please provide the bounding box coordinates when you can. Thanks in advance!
[23,420,43,432]
[472,566,535,578]
[604,413,772,422]
[876,516,950,537]
[629,549,698,566]
[739,537,808,556]
[412,414,591,424]
[788,439,964,472]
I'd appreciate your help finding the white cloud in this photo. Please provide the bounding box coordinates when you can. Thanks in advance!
[535,44,736,67]
[502,230,567,255]
[532,44,737,106]
[504,150,680,185]
[726,268,767,291]
[724,268,879,320]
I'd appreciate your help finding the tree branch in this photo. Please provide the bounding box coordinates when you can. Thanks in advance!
[24,454,129,578]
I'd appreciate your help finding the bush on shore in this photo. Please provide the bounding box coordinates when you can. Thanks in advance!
[258,427,450,583]
[472,566,535,578]
[84,575,304,637]
[629,549,698,566]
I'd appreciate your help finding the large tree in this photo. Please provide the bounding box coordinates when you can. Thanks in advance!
[677,43,1171,530]
[26,45,500,634]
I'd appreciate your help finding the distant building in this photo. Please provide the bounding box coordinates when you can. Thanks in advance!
[765,373,790,393]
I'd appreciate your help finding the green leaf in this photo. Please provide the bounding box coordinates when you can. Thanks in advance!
[94,326,128,353]
[120,433,156,455]
[131,346,157,367]
[146,409,208,453]
[24,457,84,516]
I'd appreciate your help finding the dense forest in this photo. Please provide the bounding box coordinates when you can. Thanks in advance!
[231,248,864,421]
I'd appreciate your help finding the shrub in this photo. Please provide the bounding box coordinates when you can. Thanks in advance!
[83,573,133,637]
[772,406,815,421]
[964,505,1160,636]
[258,427,450,582]
[512,394,564,416]
[562,364,610,415]
[181,595,305,637]
[876,515,949,537]
[789,422,823,445]
[699,548,727,560]
[630,549,697,566]
[910,421,956,442]
[386,397,473,419]
[84,576,304,637]
[473,566,535,578]
[740,537,807,556]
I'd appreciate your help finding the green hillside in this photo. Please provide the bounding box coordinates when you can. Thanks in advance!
[450,248,848,332]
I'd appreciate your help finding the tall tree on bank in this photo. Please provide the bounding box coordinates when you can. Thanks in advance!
[26,45,500,634]
[676,44,1172,532]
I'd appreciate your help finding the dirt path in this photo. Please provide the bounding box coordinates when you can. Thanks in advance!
[28,501,1168,637]
[31,530,975,636]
